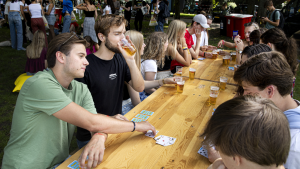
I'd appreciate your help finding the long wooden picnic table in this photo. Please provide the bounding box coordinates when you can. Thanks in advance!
[57,51,238,169]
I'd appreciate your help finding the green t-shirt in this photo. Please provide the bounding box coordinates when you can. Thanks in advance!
[265,10,280,29]
[2,69,97,169]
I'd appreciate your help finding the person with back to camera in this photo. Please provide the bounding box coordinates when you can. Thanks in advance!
[59,0,72,33]
[44,0,55,42]
[202,95,290,169]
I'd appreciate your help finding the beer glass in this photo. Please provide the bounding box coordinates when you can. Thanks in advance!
[209,86,219,105]
[219,76,228,90]
[189,68,196,80]
[177,81,185,93]
[212,50,218,59]
[120,38,136,56]
[231,52,237,62]
[176,66,183,76]
[174,76,182,88]
[223,55,230,65]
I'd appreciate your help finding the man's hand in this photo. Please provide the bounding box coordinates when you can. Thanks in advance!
[78,133,106,169]
[195,28,201,40]
[235,35,244,51]
[219,51,230,56]
[113,114,129,121]
[135,121,156,134]
[212,158,227,169]
[261,17,269,22]
[217,40,224,48]
[207,147,221,163]
[207,45,217,51]
[205,52,213,58]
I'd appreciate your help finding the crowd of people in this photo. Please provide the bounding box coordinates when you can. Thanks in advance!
[0,0,299,168]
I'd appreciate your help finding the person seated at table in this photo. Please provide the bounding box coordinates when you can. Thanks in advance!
[217,22,259,49]
[260,28,298,97]
[202,95,290,169]
[69,19,79,33]
[122,30,175,115]
[75,14,155,149]
[167,20,193,74]
[84,35,99,55]
[233,51,300,168]
[239,44,272,65]
[54,14,61,35]
[25,30,47,75]
[1,32,156,169]
[248,30,261,46]
[184,14,210,59]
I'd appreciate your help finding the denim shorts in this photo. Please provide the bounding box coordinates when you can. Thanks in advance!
[45,14,56,26]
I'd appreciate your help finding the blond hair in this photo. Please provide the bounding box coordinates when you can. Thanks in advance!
[26,30,46,59]
[166,20,186,57]
[125,30,143,70]
[143,32,168,68]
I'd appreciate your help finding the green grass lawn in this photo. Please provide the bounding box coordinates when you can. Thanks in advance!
[0,14,299,167]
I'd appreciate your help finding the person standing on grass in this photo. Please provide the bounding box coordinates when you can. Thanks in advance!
[59,0,72,33]
[76,0,98,43]
[45,0,55,42]
[102,0,115,15]
[1,32,156,169]
[261,0,280,29]
[133,0,149,32]
[121,0,131,30]
[154,0,168,32]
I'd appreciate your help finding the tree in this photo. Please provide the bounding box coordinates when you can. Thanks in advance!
[174,0,180,19]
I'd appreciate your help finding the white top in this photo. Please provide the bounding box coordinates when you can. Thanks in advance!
[29,4,42,18]
[0,0,4,4]
[46,4,55,15]
[4,2,10,14]
[102,5,112,15]
[284,129,300,169]
[23,4,28,12]
[10,1,24,11]
[192,30,208,47]
[141,59,157,80]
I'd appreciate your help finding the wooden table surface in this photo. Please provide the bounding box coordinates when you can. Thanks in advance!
[181,50,237,85]
[58,76,238,168]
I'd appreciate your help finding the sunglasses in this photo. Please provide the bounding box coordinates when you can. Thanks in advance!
[57,32,83,52]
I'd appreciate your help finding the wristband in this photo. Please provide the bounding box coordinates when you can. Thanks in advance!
[132,121,136,132]
[222,40,224,45]
[94,133,106,140]
[183,47,188,51]
[204,52,206,57]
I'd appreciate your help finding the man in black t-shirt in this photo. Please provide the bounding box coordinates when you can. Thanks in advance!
[75,14,146,148]
[121,0,132,30]
[133,0,149,32]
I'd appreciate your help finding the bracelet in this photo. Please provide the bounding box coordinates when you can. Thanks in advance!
[222,40,224,45]
[183,47,188,51]
[94,133,107,140]
[132,121,136,132]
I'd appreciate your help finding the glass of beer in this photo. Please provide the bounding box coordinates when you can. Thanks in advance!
[209,86,219,105]
[212,50,218,59]
[120,38,136,56]
[174,76,182,88]
[189,68,196,80]
[177,81,185,93]
[223,55,230,65]
[176,66,183,76]
[216,49,222,55]
[231,52,237,62]
[219,76,228,90]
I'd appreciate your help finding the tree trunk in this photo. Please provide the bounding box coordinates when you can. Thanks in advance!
[247,0,256,15]
[174,0,180,19]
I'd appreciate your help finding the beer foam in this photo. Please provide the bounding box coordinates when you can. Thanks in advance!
[189,68,196,72]
[211,86,219,90]
[177,81,185,85]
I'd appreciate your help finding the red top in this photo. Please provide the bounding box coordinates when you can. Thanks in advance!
[184,29,194,49]
[25,47,47,73]
[70,22,79,28]
[54,20,61,29]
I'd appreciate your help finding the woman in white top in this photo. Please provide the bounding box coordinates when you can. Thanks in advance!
[8,0,26,50]
[28,0,47,47]
[45,0,55,42]
[102,0,115,15]
[122,31,175,115]
[4,0,11,25]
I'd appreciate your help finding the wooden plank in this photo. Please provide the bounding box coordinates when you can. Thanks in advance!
[57,79,237,169]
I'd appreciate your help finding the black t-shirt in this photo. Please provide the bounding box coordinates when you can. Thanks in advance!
[76,53,131,141]
[157,1,166,22]
[135,0,146,15]
[124,1,132,18]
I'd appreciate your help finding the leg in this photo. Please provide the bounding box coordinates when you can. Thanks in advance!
[8,13,16,49]
[22,20,27,43]
[15,17,24,50]
[134,16,139,31]
[138,15,144,32]
[62,15,71,33]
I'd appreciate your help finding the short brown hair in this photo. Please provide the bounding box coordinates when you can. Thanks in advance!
[47,33,86,68]
[264,0,273,8]
[94,14,127,45]
[201,95,290,166]
[233,51,294,96]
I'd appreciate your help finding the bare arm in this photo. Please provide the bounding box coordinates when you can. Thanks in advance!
[76,3,87,10]
[94,6,98,19]
[45,3,54,15]
[144,72,156,94]
[121,5,130,11]
[20,5,26,21]
[217,40,236,48]
[169,42,192,67]
[41,4,44,15]
[190,29,201,59]
[126,82,141,106]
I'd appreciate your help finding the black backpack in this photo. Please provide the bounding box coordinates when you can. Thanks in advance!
[161,2,170,18]
[271,10,285,29]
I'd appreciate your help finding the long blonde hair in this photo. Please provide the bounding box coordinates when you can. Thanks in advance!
[125,30,143,70]
[142,32,168,68]
[26,30,46,59]
[166,20,186,56]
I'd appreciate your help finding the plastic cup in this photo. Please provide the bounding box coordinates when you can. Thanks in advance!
[189,68,196,80]
[177,81,185,93]
[209,86,219,105]
[176,66,183,76]
[219,76,228,90]
[174,76,182,88]
[223,55,231,65]
[231,52,237,62]
[120,38,136,56]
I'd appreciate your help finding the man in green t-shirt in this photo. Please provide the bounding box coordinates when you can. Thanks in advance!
[1,33,156,169]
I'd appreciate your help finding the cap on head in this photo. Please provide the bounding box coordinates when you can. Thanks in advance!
[193,14,210,28]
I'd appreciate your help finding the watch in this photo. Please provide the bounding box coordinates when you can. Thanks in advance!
[238,50,242,54]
